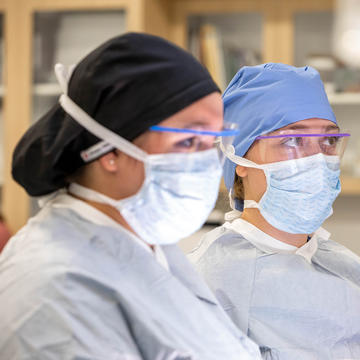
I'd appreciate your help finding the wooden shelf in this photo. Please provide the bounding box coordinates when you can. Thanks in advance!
[340,176,360,195]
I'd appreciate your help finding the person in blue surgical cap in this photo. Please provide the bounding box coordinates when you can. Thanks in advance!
[189,63,360,359]
[0,33,261,359]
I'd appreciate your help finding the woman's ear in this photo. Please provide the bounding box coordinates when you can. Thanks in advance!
[235,165,247,178]
[98,152,118,173]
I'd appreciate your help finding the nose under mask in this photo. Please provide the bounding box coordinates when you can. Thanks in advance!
[230,153,341,234]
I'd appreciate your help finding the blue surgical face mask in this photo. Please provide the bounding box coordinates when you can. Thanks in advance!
[69,149,222,245]
[223,146,341,234]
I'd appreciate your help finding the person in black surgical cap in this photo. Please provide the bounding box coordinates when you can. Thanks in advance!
[0,33,260,360]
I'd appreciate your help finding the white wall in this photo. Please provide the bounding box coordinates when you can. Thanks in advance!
[323,195,360,254]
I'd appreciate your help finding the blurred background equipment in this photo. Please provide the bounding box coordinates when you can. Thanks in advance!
[333,0,360,68]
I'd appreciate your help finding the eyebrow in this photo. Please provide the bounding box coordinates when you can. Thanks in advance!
[175,122,224,132]
[183,121,217,130]
[282,124,340,131]
[183,122,206,129]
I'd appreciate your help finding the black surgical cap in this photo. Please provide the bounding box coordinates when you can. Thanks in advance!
[12,32,219,196]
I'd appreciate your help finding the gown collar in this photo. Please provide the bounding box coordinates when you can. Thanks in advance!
[49,192,169,270]
[224,218,331,263]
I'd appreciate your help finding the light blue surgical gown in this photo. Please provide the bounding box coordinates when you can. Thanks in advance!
[0,194,261,360]
[189,218,360,359]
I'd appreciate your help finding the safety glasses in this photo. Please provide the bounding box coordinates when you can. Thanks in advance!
[150,123,239,149]
[254,130,350,163]
[150,122,239,163]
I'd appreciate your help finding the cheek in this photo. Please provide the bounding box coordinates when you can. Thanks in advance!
[131,161,146,189]
[246,168,267,200]
[117,157,146,197]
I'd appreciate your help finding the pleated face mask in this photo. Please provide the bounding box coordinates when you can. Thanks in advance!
[69,148,223,245]
[243,154,341,234]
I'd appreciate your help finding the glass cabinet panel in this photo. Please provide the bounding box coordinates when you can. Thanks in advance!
[33,10,126,122]
[294,12,334,68]
[294,11,360,181]
[31,10,126,214]
[188,13,263,90]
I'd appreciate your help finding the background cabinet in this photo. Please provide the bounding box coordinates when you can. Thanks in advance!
[0,0,359,253]
[30,10,126,215]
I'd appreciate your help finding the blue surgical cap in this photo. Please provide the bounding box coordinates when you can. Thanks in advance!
[223,63,337,198]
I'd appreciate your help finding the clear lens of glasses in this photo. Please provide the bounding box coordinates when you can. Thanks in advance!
[254,130,350,163]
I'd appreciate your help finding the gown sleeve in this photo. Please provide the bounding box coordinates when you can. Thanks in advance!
[0,269,143,360]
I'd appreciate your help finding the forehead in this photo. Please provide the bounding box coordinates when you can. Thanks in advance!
[158,92,223,130]
[132,92,223,151]
[272,118,339,133]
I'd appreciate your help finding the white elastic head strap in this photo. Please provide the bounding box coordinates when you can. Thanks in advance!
[219,140,266,169]
[54,63,76,95]
[54,63,147,163]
